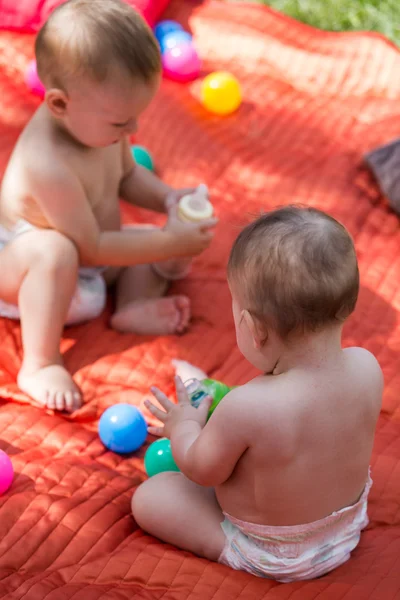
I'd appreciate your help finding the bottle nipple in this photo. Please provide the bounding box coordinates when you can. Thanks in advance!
[178,184,213,222]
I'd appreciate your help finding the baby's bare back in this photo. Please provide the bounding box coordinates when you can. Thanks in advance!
[216,347,382,526]
[0,106,123,234]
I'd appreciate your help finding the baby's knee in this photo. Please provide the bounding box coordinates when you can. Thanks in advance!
[33,231,79,273]
[131,478,157,523]
[131,481,152,528]
[131,473,178,526]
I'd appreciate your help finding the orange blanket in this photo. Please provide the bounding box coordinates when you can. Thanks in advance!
[1,1,400,598]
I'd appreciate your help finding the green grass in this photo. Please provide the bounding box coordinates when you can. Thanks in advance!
[258,0,400,46]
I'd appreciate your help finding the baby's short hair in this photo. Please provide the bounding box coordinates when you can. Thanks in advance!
[228,205,359,339]
[35,0,161,88]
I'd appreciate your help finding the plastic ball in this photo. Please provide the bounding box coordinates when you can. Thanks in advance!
[160,31,193,54]
[131,145,154,171]
[201,379,232,416]
[200,71,242,116]
[154,20,183,44]
[25,60,45,98]
[162,43,201,83]
[99,404,148,454]
[187,378,233,418]
[144,438,180,477]
[0,450,13,495]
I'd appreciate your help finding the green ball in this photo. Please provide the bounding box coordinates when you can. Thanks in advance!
[131,145,154,171]
[201,379,233,416]
[144,437,180,477]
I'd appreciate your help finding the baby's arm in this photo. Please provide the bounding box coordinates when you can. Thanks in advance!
[119,137,171,213]
[29,164,214,267]
[171,389,248,486]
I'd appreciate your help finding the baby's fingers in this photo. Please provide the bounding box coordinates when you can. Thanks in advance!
[148,425,164,437]
[175,376,190,405]
[202,230,215,243]
[198,394,213,421]
[150,386,174,411]
[200,218,218,231]
[144,399,167,422]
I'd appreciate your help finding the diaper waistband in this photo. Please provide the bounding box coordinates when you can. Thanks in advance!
[224,468,372,542]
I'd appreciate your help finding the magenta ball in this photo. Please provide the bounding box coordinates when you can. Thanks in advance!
[0,450,13,495]
[25,60,45,98]
[162,43,201,83]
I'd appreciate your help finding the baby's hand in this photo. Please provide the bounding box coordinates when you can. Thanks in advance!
[164,188,196,215]
[145,376,212,438]
[165,203,217,257]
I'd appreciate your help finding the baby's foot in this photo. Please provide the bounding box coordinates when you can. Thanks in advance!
[172,359,208,382]
[111,296,191,335]
[18,364,82,413]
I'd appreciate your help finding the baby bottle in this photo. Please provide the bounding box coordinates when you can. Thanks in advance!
[185,377,234,419]
[154,184,214,280]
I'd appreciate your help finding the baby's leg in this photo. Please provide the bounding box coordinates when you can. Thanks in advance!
[111,264,190,335]
[110,226,190,335]
[0,230,81,412]
[132,472,225,560]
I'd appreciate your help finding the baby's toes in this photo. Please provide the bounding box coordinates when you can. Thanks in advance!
[73,391,83,411]
[64,391,75,413]
[46,391,57,411]
[55,391,66,411]
[175,296,191,331]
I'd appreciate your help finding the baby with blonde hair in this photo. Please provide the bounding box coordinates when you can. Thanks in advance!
[0,0,216,412]
[133,206,382,582]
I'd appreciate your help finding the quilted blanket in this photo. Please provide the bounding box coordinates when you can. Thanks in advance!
[1,1,400,598]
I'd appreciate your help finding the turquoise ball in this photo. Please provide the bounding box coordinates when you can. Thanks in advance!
[131,145,154,171]
[144,438,180,477]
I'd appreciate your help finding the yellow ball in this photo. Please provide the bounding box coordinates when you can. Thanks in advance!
[201,71,242,116]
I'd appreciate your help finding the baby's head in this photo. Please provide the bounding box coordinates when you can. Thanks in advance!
[227,206,359,372]
[35,0,161,147]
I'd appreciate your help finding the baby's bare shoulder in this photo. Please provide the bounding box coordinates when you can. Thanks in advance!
[1,122,75,220]
[344,346,383,387]
[218,378,297,448]
[12,117,72,183]
[222,377,285,418]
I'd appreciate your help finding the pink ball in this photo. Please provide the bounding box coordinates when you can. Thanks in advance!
[0,450,13,495]
[25,60,45,98]
[162,42,201,83]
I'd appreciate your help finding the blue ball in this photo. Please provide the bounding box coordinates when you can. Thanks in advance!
[99,404,148,454]
[160,31,193,54]
[154,20,183,44]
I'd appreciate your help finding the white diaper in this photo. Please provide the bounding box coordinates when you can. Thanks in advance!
[0,221,106,326]
[219,470,373,582]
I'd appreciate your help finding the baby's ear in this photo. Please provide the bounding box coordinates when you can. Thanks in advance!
[242,310,268,349]
[45,88,68,118]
